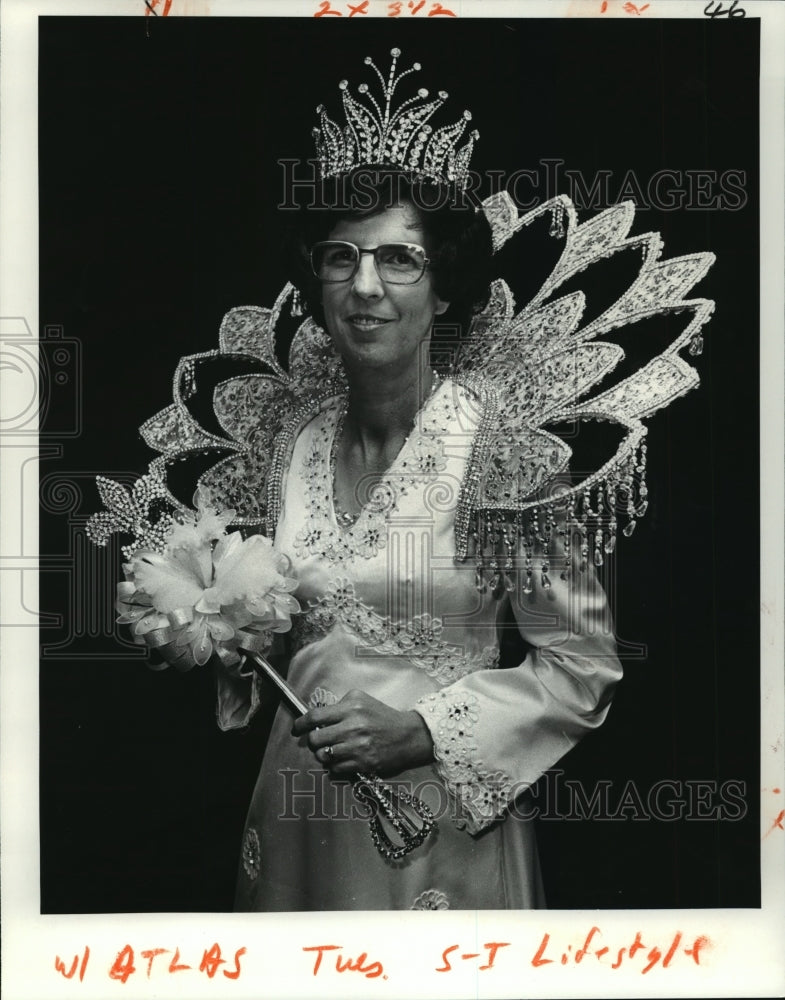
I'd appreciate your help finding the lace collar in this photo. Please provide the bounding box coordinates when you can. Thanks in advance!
[292,378,455,566]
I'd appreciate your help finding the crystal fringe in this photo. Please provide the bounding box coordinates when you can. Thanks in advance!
[88,194,713,585]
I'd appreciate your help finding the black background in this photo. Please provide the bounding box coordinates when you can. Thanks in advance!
[39,15,760,912]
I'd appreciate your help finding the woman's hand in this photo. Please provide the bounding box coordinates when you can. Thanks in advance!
[291,689,434,776]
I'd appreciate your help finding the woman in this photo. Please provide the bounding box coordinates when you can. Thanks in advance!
[93,47,713,911]
[215,163,624,911]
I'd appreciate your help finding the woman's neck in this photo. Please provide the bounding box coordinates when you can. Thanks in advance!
[344,367,437,453]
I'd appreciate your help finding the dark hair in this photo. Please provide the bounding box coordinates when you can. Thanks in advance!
[285,168,494,347]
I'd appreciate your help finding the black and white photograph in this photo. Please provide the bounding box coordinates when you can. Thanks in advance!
[2,1,784,997]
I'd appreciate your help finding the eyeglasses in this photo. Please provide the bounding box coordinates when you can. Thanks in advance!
[309,241,430,285]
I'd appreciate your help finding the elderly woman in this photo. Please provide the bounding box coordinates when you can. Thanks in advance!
[222,161,623,911]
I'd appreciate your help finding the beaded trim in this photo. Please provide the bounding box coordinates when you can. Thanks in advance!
[86,470,175,558]
[293,384,453,566]
[451,374,499,562]
[91,195,713,566]
[309,686,338,708]
[291,577,499,686]
[266,393,341,541]
[241,827,261,881]
[416,689,514,834]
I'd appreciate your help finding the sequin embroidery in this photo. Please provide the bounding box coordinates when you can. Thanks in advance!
[416,689,514,833]
[292,577,499,686]
[294,387,455,566]
[242,827,261,880]
[410,888,450,910]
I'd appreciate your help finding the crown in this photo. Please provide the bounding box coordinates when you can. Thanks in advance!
[312,47,479,189]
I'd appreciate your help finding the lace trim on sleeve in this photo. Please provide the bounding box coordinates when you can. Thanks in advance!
[415,688,515,834]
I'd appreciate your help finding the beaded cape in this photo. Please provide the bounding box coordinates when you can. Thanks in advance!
[87,191,715,588]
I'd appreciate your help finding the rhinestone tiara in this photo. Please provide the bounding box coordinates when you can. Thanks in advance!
[312,47,479,189]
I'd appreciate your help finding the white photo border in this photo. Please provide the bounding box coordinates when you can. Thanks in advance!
[2,0,783,997]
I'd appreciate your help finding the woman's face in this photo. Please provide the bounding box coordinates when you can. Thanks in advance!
[319,203,449,379]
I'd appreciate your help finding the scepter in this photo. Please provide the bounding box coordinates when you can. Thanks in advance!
[245,650,436,861]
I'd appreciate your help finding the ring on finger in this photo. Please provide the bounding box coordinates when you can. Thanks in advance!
[324,745,334,761]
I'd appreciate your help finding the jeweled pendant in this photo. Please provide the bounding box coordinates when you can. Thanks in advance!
[688,332,704,356]
[290,287,304,317]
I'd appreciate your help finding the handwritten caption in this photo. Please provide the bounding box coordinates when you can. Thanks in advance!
[600,0,746,14]
[144,0,173,14]
[704,0,746,16]
[599,1,650,13]
[54,944,246,984]
[145,0,751,23]
[54,929,711,986]
[301,929,711,980]
[314,1,456,16]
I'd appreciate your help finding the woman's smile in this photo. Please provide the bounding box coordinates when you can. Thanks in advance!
[344,312,394,330]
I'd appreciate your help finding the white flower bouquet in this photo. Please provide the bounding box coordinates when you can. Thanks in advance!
[114,489,299,671]
[89,477,433,860]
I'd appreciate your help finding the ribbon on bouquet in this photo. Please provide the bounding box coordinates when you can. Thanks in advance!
[245,650,436,862]
[117,583,275,672]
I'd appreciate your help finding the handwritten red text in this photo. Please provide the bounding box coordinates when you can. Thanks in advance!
[304,944,385,979]
[144,0,173,15]
[531,927,711,975]
[314,0,456,15]
[436,941,510,972]
[54,943,245,984]
[54,947,90,982]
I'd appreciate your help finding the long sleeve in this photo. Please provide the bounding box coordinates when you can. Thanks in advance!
[414,532,623,835]
[215,664,263,732]
[214,638,290,731]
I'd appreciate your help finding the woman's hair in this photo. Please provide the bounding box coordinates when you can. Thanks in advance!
[285,168,494,345]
